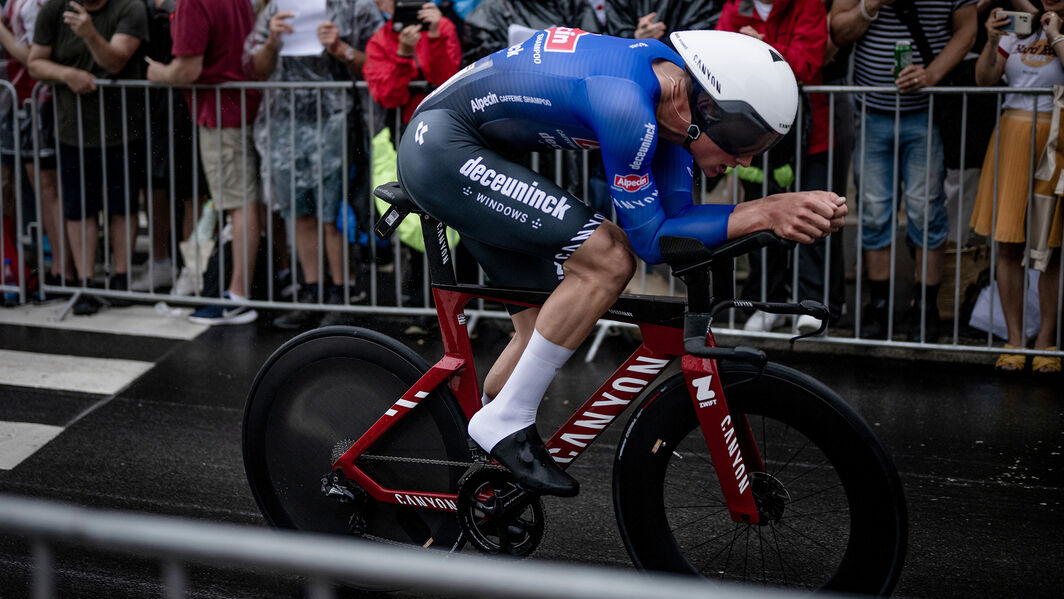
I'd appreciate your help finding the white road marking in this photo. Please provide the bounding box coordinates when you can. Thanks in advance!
[0,302,206,340]
[0,421,64,470]
[0,349,153,395]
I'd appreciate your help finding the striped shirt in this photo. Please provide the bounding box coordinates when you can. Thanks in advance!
[852,0,976,111]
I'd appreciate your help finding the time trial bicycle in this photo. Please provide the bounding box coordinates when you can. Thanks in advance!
[242,182,908,594]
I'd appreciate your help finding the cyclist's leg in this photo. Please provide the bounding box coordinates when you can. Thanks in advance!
[399,109,636,494]
[467,224,635,496]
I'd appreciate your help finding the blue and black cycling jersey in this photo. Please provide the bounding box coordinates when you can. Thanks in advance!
[414,27,734,264]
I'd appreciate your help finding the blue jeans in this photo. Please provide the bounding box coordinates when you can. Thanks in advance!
[854,109,949,251]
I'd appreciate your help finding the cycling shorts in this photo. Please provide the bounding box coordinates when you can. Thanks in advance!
[397,108,604,292]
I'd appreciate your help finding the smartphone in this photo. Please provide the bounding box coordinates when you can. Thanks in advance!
[392,1,428,33]
[999,10,1033,36]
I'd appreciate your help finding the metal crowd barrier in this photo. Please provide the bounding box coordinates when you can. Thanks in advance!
[0,79,1060,362]
[0,492,810,599]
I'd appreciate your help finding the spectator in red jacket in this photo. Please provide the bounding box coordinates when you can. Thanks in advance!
[716,0,844,335]
[364,1,461,128]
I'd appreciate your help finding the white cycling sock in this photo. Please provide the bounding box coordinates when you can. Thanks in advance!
[468,329,574,452]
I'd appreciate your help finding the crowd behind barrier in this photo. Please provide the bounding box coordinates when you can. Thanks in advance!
[0,78,1062,363]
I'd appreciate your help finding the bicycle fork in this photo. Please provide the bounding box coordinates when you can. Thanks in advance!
[681,354,765,525]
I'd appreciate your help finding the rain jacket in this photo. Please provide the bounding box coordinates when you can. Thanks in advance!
[462,0,601,64]
[243,0,383,206]
[716,0,830,155]
[603,0,720,44]
[364,17,462,125]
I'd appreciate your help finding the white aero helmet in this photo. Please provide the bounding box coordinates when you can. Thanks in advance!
[669,30,799,156]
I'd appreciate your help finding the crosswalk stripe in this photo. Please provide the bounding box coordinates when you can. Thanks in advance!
[0,421,65,470]
[0,302,206,340]
[0,349,154,395]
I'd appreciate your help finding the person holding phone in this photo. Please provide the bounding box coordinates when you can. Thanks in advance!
[243,0,382,330]
[364,1,460,127]
[970,1,1064,373]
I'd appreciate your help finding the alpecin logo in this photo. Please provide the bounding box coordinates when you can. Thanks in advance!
[460,156,572,220]
[544,27,589,53]
[612,173,650,193]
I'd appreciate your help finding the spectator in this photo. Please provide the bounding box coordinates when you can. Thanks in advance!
[148,0,263,326]
[715,0,844,334]
[936,0,1012,243]
[830,0,977,341]
[245,0,381,329]
[971,3,1061,373]
[364,1,460,128]
[131,0,209,295]
[604,0,720,45]
[462,0,601,64]
[365,0,462,318]
[0,0,75,294]
[27,0,148,315]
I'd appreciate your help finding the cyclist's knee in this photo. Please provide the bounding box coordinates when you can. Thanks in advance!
[567,222,636,291]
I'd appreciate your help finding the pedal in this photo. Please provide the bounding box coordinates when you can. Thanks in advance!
[456,466,545,556]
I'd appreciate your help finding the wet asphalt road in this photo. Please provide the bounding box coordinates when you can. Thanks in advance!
[0,312,1060,598]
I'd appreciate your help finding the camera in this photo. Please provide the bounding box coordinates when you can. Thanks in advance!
[392,1,429,33]
[999,10,1033,36]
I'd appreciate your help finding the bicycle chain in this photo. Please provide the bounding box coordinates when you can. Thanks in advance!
[356,453,505,470]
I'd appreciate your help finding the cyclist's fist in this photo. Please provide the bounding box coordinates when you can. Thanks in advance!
[734,191,846,244]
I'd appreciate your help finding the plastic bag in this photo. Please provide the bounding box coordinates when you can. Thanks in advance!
[968,269,1041,340]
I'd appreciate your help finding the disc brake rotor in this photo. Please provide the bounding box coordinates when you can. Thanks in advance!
[750,471,790,524]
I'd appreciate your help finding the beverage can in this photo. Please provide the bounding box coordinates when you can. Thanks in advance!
[894,40,913,77]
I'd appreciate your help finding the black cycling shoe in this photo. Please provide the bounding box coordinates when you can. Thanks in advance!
[488,425,579,497]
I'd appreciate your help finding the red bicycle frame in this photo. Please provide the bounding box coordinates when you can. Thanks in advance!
[331,283,765,525]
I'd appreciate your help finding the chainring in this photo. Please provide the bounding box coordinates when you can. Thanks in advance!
[456,466,545,556]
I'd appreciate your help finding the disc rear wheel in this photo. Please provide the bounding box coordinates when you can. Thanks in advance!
[243,326,470,550]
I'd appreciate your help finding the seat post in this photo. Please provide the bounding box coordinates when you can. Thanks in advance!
[419,215,457,286]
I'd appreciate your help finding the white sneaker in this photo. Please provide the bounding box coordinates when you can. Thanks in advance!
[796,314,823,335]
[130,261,175,291]
[744,310,783,332]
[172,267,199,296]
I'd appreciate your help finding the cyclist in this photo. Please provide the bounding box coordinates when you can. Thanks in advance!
[397,29,847,497]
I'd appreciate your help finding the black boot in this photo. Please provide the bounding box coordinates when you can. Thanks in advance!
[488,425,579,497]
[860,280,891,339]
[272,283,320,330]
[318,284,352,327]
[106,273,133,307]
[906,285,942,342]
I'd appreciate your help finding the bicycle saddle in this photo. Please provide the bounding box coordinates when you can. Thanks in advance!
[659,232,796,277]
[373,181,423,214]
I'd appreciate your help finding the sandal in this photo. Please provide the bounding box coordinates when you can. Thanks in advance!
[995,344,1026,372]
[1032,347,1061,374]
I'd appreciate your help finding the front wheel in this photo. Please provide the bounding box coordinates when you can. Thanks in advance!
[613,362,907,595]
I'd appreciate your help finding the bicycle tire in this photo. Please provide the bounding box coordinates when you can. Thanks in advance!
[613,362,907,595]
[243,326,470,550]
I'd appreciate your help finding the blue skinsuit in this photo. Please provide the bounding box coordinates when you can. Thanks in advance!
[414,28,734,265]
